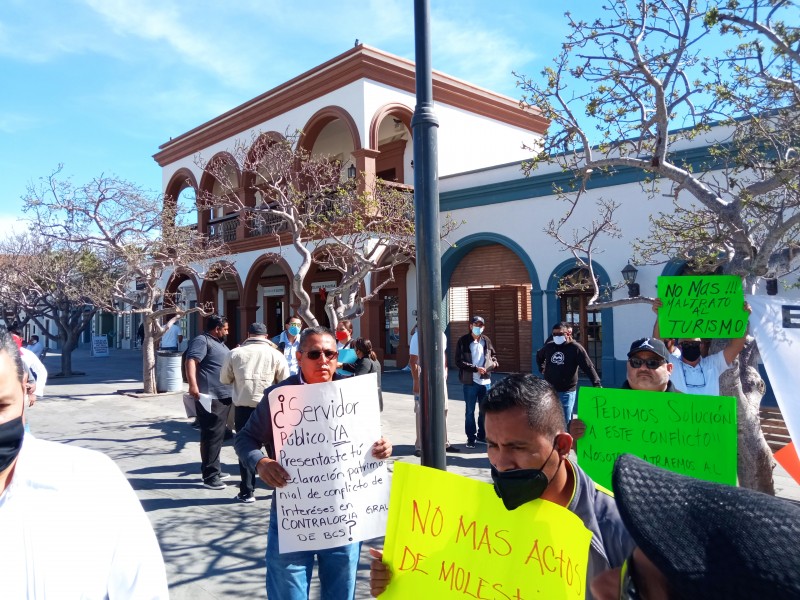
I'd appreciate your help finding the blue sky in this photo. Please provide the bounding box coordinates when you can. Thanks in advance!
[0,0,584,236]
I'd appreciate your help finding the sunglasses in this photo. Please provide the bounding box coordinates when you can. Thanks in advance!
[628,357,665,370]
[301,349,338,360]
[619,552,642,600]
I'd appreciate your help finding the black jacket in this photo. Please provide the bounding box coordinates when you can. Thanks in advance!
[537,340,601,392]
[342,357,383,411]
[455,333,498,385]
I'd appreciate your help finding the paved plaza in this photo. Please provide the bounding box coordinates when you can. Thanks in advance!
[28,348,799,599]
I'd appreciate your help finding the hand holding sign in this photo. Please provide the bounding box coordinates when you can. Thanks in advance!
[576,387,737,489]
[380,463,592,599]
[657,275,748,338]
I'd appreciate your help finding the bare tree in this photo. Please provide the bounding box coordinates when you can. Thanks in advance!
[23,167,231,393]
[0,233,116,376]
[200,133,458,328]
[516,0,799,492]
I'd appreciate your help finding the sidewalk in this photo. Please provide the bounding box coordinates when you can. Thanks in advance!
[29,348,799,599]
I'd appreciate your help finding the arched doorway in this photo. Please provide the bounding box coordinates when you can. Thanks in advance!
[444,239,539,372]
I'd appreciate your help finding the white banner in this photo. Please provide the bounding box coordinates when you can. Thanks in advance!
[268,374,389,553]
[746,295,800,447]
[92,335,109,357]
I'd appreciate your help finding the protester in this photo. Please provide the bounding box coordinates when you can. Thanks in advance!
[160,318,183,352]
[454,315,498,448]
[590,454,800,599]
[536,321,602,425]
[370,374,633,598]
[12,334,47,409]
[27,335,45,358]
[185,314,233,490]
[335,319,355,350]
[653,299,752,395]
[339,337,384,410]
[409,325,459,455]
[220,322,288,503]
[0,327,169,597]
[274,316,303,376]
[570,337,678,441]
[235,326,392,600]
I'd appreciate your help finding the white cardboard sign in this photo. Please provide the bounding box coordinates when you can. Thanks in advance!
[268,373,389,553]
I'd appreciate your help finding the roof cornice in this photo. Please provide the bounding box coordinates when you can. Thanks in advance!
[153,45,548,167]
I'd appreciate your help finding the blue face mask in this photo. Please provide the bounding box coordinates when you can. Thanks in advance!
[472,326,483,336]
[288,325,300,336]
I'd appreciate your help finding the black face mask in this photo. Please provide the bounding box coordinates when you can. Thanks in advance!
[491,445,558,511]
[681,344,702,362]
[0,415,24,473]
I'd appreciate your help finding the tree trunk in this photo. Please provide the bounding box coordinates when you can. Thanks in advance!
[142,323,158,394]
[59,334,78,377]
[719,336,775,494]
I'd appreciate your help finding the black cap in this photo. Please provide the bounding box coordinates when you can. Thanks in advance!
[627,337,670,361]
[613,454,800,599]
[248,322,268,335]
[471,315,485,325]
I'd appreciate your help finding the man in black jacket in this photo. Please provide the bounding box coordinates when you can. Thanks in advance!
[537,322,601,425]
[455,316,498,448]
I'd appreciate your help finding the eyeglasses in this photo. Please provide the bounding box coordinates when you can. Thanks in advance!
[680,361,706,388]
[301,349,338,360]
[619,552,643,600]
[628,357,665,370]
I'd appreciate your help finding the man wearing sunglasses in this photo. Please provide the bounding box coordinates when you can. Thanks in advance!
[652,299,752,396]
[590,454,800,599]
[621,338,679,394]
[569,338,678,442]
[235,325,392,600]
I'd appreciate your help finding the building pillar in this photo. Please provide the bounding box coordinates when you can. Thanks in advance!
[352,148,381,195]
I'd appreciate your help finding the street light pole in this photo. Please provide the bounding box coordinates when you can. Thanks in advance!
[412,0,446,470]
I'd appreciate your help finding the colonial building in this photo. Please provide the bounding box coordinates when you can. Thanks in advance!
[153,44,797,387]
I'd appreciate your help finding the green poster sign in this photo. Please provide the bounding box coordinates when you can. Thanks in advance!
[657,275,747,338]
[577,387,737,489]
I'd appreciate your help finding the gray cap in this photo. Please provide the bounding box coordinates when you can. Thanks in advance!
[248,322,268,335]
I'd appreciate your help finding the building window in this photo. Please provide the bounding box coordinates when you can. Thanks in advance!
[558,268,602,375]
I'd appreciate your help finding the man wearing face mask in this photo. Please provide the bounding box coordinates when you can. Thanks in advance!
[537,322,602,425]
[652,299,751,396]
[369,374,632,598]
[455,316,498,448]
[0,328,169,597]
[274,316,303,376]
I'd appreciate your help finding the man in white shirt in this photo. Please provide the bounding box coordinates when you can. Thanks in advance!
[273,316,303,375]
[653,300,752,395]
[160,319,183,352]
[0,327,169,598]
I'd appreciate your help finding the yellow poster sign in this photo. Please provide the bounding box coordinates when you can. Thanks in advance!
[381,462,592,599]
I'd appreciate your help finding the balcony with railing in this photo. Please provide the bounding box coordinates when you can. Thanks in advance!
[246,209,289,238]
[207,213,239,243]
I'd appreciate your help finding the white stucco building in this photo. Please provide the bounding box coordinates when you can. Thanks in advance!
[151,44,797,391]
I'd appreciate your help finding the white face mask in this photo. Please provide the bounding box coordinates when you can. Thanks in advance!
[553,335,566,345]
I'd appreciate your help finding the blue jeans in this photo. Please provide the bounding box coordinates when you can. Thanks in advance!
[266,502,360,600]
[463,382,489,443]
[559,391,577,426]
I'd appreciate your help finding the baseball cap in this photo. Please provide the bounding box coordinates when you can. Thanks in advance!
[612,454,800,599]
[627,337,669,361]
[248,322,268,335]
[470,315,485,325]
